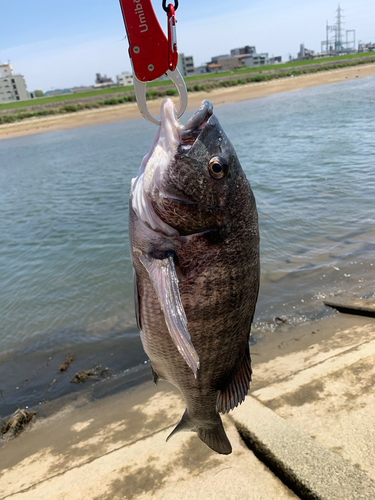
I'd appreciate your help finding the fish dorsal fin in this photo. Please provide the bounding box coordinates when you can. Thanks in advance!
[139,254,200,377]
[217,346,252,414]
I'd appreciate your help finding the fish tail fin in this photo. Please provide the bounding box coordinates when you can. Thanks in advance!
[167,409,232,455]
[197,418,232,455]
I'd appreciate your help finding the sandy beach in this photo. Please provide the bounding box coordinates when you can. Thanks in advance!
[1,63,375,140]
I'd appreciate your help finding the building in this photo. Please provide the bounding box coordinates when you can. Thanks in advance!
[206,55,241,73]
[116,72,133,87]
[0,63,30,103]
[243,52,270,68]
[177,54,195,77]
[358,42,375,52]
[199,45,281,74]
[94,73,114,88]
[194,65,209,75]
[211,54,230,63]
[297,44,315,60]
[230,46,256,56]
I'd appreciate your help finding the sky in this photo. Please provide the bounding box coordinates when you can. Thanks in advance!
[1,0,374,92]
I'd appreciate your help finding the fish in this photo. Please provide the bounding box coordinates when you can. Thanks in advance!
[129,98,259,455]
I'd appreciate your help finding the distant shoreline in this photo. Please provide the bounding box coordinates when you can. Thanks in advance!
[1,63,375,140]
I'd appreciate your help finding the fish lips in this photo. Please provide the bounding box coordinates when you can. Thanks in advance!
[161,98,228,162]
[178,99,213,146]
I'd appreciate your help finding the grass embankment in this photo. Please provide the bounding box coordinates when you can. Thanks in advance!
[1,53,374,125]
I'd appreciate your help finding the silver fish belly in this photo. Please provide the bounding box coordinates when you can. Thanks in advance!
[129,99,259,455]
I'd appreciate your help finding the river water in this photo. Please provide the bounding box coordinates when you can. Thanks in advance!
[1,74,374,415]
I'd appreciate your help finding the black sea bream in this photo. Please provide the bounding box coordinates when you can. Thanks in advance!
[129,99,259,454]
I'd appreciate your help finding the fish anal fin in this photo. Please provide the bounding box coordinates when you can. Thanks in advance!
[139,254,200,377]
[217,346,252,414]
[166,409,192,441]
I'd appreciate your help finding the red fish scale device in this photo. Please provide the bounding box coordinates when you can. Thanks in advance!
[119,0,187,124]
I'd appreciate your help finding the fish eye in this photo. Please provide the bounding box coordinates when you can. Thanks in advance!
[208,157,228,180]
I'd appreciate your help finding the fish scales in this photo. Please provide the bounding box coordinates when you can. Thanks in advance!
[129,99,259,454]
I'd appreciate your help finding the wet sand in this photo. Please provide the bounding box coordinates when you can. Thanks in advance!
[1,63,374,140]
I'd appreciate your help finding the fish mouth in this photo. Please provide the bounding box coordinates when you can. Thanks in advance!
[160,98,213,148]
[148,98,213,204]
[178,99,213,146]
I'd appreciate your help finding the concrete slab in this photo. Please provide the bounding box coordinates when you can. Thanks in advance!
[234,396,375,500]
[3,315,374,499]
[0,382,298,500]
[237,318,375,498]
[252,321,375,391]
[253,336,375,402]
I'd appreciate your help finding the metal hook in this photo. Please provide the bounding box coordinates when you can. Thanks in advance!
[133,67,188,125]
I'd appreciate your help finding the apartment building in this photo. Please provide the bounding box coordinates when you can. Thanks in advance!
[243,52,270,67]
[116,72,133,86]
[0,63,30,103]
[177,54,195,77]
[230,46,256,56]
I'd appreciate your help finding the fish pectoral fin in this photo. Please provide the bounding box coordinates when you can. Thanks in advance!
[217,345,252,414]
[139,254,200,377]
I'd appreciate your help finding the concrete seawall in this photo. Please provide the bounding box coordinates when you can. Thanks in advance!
[1,312,375,499]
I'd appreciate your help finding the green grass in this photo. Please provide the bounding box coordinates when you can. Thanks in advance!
[181,51,375,82]
[1,54,374,124]
[0,85,136,110]
[1,52,374,112]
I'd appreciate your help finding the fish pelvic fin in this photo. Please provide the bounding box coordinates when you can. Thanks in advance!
[139,254,200,377]
[217,345,252,414]
[150,363,159,385]
[133,267,142,331]
[166,409,232,455]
